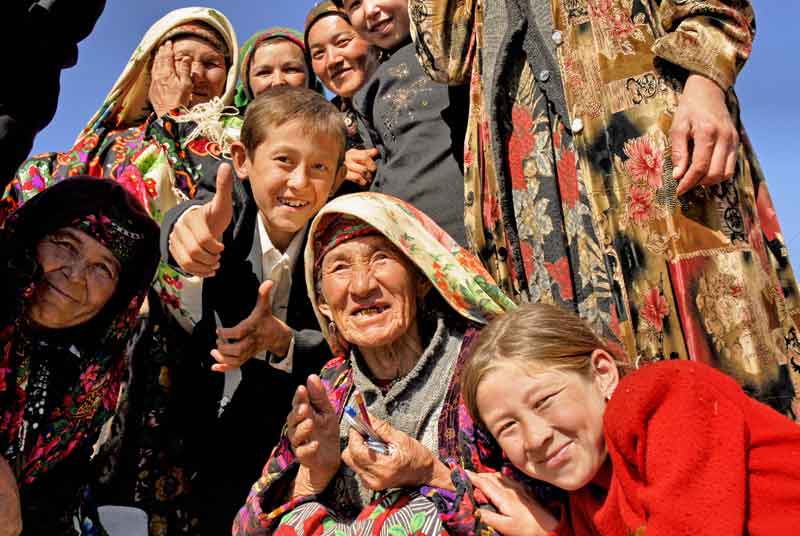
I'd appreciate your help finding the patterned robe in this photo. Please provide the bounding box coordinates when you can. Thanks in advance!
[410,0,800,417]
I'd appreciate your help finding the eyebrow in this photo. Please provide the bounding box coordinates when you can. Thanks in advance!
[63,228,122,274]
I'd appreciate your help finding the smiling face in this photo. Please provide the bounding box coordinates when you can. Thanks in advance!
[171,36,228,108]
[233,119,343,251]
[318,235,422,348]
[28,227,121,329]
[341,0,410,50]
[308,15,378,98]
[476,353,618,491]
[249,39,309,96]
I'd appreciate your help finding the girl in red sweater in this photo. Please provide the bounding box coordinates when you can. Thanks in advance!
[461,303,800,535]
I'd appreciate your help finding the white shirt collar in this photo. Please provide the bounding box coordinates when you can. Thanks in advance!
[256,212,306,269]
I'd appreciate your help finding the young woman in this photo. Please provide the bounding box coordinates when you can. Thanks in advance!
[460,303,800,535]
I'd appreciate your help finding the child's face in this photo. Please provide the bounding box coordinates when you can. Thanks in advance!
[476,356,616,491]
[233,120,343,251]
[341,0,410,51]
[248,40,309,96]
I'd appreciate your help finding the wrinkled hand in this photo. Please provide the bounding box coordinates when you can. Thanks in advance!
[672,74,739,195]
[341,414,452,491]
[149,41,193,117]
[0,457,22,536]
[210,280,293,372]
[343,147,378,188]
[469,471,557,536]
[287,375,341,496]
[169,163,234,278]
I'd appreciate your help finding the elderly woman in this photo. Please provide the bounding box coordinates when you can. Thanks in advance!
[461,303,800,535]
[0,177,159,535]
[233,192,516,535]
[2,9,240,535]
[304,2,380,190]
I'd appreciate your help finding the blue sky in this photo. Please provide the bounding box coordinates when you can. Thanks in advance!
[32,1,800,266]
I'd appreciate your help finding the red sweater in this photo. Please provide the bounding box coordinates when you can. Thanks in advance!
[554,360,800,535]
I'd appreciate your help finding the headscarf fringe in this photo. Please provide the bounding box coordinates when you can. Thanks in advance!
[170,97,240,158]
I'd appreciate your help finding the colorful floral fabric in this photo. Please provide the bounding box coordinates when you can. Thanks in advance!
[233,192,523,535]
[0,177,159,532]
[410,0,800,417]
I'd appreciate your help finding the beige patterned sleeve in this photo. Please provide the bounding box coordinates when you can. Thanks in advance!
[652,0,755,90]
[409,0,478,85]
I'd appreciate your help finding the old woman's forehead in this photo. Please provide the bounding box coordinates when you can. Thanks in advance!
[323,234,399,261]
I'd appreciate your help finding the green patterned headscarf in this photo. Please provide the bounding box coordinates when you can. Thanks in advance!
[235,27,324,109]
[306,193,517,346]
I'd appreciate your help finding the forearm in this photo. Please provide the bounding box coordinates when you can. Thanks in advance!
[653,0,755,90]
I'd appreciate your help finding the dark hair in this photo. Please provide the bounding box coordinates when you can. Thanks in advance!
[240,85,347,166]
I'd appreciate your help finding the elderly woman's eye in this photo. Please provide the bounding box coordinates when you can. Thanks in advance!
[533,392,556,410]
[94,263,116,280]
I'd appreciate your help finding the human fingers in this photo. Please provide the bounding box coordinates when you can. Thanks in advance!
[345,168,372,187]
[176,55,192,91]
[305,375,335,415]
[217,317,253,342]
[252,280,275,319]
[700,135,731,187]
[209,349,246,372]
[670,116,690,182]
[677,126,715,196]
[723,143,738,182]
[213,337,252,360]
[205,163,235,238]
[151,42,173,79]
[169,226,219,276]
[477,510,515,533]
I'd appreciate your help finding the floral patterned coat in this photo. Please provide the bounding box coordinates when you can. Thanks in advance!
[410,0,800,418]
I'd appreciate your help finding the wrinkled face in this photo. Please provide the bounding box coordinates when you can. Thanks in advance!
[29,227,121,329]
[308,15,378,99]
[341,0,410,50]
[249,39,309,95]
[318,235,422,349]
[171,36,228,108]
[476,360,613,491]
[233,120,342,251]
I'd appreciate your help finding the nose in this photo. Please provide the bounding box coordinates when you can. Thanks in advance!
[268,71,288,88]
[521,417,553,455]
[189,61,204,81]
[364,0,382,24]
[349,263,378,298]
[286,165,310,189]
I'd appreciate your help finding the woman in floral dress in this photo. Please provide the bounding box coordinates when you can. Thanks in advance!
[410,0,800,417]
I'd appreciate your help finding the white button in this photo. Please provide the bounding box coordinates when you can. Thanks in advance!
[571,117,584,134]
[552,31,563,45]
[538,70,551,83]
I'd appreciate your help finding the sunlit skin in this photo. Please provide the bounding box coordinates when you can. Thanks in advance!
[307,15,378,99]
[248,39,309,95]
[171,36,228,108]
[476,351,619,491]
[28,227,121,329]
[231,119,344,252]
[341,0,410,51]
[317,235,432,379]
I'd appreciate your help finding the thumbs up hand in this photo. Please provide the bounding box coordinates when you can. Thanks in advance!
[169,163,234,277]
[210,280,294,372]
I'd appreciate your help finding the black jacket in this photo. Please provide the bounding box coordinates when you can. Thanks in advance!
[161,178,330,533]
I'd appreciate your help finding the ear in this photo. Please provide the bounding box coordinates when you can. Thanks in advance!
[589,349,619,400]
[231,141,251,182]
[317,299,333,323]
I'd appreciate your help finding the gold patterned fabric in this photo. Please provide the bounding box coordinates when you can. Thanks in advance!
[410,0,800,418]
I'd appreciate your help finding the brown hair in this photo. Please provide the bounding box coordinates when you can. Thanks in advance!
[240,85,347,166]
[461,303,628,429]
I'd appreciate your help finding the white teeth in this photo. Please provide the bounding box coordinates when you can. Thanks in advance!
[280,198,307,208]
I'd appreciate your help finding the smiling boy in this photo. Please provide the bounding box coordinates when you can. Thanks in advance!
[162,85,346,533]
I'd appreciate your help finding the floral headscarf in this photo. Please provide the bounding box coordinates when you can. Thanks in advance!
[305,193,516,348]
[234,27,323,110]
[0,177,160,484]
